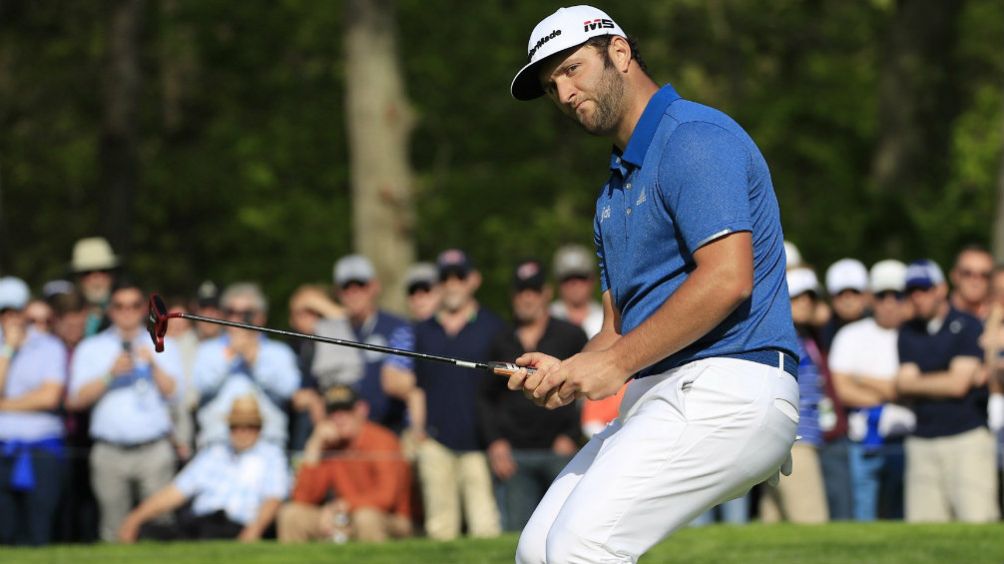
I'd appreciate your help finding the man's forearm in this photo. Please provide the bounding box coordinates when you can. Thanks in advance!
[582,329,621,354]
[898,370,967,398]
[832,373,883,408]
[0,382,62,412]
[66,377,108,411]
[151,366,176,398]
[130,484,187,525]
[243,498,282,537]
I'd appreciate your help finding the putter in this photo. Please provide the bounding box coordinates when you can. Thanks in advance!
[147,294,535,378]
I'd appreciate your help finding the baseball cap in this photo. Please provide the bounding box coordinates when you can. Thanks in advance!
[513,259,547,292]
[334,255,376,287]
[324,385,359,413]
[511,5,627,100]
[404,262,438,294]
[825,258,868,295]
[783,241,802,270]
[786,267,820,298]
[437,249,473,280]
[196,280,220,308]
[0,277,30,311]
[42,279,75,300]
[869,260,907,294]
[553,244,595,281]
[904,259,945,290]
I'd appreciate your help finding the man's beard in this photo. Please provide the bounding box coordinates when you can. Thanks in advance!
[576,65,626,136]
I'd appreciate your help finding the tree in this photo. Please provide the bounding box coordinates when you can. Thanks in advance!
[344,0,416,313]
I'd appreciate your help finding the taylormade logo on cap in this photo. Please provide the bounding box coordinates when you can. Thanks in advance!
[511,5,626,101]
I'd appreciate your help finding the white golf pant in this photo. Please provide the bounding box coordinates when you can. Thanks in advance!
[516,356,799,564]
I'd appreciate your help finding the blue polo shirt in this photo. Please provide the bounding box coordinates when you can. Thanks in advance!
[594,83,797,377]
[898,307,986,439]
[414,307,505,451]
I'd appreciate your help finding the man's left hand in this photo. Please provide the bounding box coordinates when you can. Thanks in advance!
[237,526,261,543]
[540,350,629,409]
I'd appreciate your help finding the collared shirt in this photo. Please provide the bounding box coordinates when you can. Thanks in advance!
[593,83,797,377]
[899,307,985,438]
[414,307,505,451]
[193,335,299,448]
[70,327,182,444]
[174,440,289,525]
[0,329,67,441]
[351,311,413,431]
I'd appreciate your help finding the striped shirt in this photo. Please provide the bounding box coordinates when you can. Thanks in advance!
[174,441,290,525]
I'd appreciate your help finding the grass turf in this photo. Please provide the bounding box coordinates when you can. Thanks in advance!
[3,522,1002,563]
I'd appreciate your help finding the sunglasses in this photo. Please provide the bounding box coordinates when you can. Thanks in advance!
[958,268,991,281]
[560,274,590,284]
[407,282,433,296]
[79,269,112,277]
[111,301,144,311]
[340,280,370,291]
[224,308,259,323]
[229,423,262,431]
[439,271,468,283]
[874,290,904,301]
[906,286,935,296]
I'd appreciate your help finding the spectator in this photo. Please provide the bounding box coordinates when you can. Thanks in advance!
[760,267,829,523]
[982,265,1004,513]
[896,259,998,522]
[118,394,289,542]
[69,237,119,337]
[278,385,412,543]
[784,240,803,269]
[166,299,200,462]
[193,282,299,449]
[49,290,99,543]
[820,258,871,352]
[403,262,440,322]
[409,248,503,540]
[66,279,183,542]
[949,245,993,319]
[194,281,224,341]
[830,260,914,520]
[287,284,355,451]
[0,277,68,546]
[479,259,585,531]
[318,255,412,433]
[548,244,623,439]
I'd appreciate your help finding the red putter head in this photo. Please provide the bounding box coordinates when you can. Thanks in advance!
[147,294,171,353]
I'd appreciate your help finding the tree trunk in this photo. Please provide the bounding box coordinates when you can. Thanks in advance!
[993,108,1004,262]
[869,0,964,256]
[344,0,416,314]
[100,0,145,262]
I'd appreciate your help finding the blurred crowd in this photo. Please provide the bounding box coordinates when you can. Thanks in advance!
[0,236,1001,546]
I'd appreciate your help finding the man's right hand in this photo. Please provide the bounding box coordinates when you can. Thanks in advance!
[0,318,26,351]
[488,439,517,480]
[110,352,134,377]
[118,515,141,543]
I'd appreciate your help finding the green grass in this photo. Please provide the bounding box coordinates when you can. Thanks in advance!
[3,523,1002,563]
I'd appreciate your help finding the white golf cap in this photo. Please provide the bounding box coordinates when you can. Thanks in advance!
[783,240,802,269]
[0,277,30,311]
[511,5,626,100]
[70,236,119,273]
[869,259,907,294]
[786,267,820,298]
[825,258,868,295]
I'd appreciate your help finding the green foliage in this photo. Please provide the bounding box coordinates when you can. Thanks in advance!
[0,0,1001,315]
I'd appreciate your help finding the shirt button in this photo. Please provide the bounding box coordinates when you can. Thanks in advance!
[625,183,632,190]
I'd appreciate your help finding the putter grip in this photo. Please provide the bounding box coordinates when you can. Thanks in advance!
[487,361,537,377]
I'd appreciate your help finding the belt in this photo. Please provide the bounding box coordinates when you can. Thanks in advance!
[96,436,167,450]
[719,349,799,379]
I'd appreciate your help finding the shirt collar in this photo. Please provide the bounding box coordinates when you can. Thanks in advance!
[613,83,681,170]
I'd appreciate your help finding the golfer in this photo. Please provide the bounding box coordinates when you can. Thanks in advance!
[508,6,800,563]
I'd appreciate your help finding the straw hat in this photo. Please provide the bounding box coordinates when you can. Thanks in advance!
[70,237,120,273]
[227,394,263,427]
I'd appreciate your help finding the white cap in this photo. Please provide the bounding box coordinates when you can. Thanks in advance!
[511,5,626,100]
[553,244,595,280]
[783,241,802,269]
[334,255,376,287]
[786,267,820,298]
[869,260,907,294]
[70,236,119,273]
[0,277,30,310]
[825,258,868,295]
